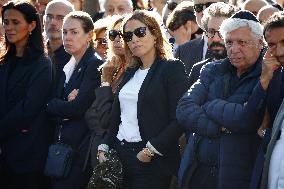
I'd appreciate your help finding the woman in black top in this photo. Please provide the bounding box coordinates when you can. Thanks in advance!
[0,1,52,188]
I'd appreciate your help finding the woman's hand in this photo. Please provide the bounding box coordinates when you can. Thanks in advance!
[137,148,153,163]
[68,89,79,101]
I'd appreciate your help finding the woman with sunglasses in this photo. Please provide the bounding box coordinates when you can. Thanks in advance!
[85,15,127,168]
[98,10,189,189]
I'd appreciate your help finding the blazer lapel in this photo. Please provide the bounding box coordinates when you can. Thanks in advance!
[64,47,93,93]
[137,58,160,116]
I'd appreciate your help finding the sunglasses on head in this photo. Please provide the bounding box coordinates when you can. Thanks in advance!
[193,2,213,13]
[122,27,147,42]
[167,1,177,11]
[109,30,122,41]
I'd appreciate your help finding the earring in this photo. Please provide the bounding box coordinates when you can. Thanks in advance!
[29,31,32,35]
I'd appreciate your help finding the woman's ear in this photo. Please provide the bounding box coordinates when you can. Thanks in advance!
[28,21,36,33]
[87,30,93,42]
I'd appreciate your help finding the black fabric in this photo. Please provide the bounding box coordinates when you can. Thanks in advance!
[231,10,259,22]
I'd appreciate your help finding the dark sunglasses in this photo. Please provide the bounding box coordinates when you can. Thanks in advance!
[122,27,147,42]
[193,2,213,13]
[109,30,122,41]
[167,1,177,11]
[94,38,108,48]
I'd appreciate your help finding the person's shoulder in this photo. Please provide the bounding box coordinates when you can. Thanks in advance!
[178,37,203,50]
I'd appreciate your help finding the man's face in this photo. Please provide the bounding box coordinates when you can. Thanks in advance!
[265,27,284,66]
[225,27,262,75]
[105,0,133,16]
[193,0,222,26]
[44,3,72,41]
[206,16,227,60]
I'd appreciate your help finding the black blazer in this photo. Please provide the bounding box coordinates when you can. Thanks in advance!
[174,37,205,74]
[104,58,189,175]
[46,47,102,149]
[0,54,53,173]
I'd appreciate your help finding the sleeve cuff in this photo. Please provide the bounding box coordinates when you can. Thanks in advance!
[146,141,163,156]
[98,144,109,152]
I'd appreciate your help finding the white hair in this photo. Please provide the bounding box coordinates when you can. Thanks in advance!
[45,0,75,14]
[220,18,263,39]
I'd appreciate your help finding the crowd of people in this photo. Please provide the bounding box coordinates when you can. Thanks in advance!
[1,0,284,189]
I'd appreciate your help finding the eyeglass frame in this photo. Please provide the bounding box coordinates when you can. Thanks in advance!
[122,27,147,42]
[108,29,123,41]
[193,2,213,13]
[206,29,222,39]
[94,38,108,48]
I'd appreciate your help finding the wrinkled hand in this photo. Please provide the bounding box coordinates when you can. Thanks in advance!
[137,150,152,163]
[260,49,280,90]
[102,56,123,83]
[68,89,79,101]
[98,151,107,163]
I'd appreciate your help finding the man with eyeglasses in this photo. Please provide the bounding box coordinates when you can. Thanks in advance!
[174,0,228,74]
[103,0,133,16]
[43,0,74,93]
[177,10,265,189]
[188,2,238,93]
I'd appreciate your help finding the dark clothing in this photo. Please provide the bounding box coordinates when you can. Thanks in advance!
[114,139,172,189]
[85,86,114,167]
[47,43,71,95]
[188,59,212,87]
[177,56,264,189]
[174,37,205,74]
[250,68,284,189]
[46,47,102,188]
[0,54,53,173]
[104,58,189,187]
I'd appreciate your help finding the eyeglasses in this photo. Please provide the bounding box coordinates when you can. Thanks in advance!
[167,1,177,11]
[193,2,213,13]
[206,29,222,38]
[45,14,65,22]
[122,27,147,42]
[109,30,122,41]
[94,38,108,48]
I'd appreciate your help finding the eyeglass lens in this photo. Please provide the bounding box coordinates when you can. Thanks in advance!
[123,27,147,42]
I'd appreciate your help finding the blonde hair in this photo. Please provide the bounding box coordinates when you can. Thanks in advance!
[122,10,173,68]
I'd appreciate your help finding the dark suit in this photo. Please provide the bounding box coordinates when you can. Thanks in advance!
[46,47,102,189]
[104,58,189,188]
[174,37,205,74]
[0,54,53,187]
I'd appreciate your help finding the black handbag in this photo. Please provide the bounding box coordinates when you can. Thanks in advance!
[44,125,73,178]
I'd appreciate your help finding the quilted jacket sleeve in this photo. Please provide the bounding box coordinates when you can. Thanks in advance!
[176,63,221,138]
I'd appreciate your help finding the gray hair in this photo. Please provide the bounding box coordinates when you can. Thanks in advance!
[45,0,75,14]
[220,18,263,39]
[200,2,239,31]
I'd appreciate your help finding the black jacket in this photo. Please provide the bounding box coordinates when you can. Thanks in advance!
[0,54,53,173]
[104,58,189,175]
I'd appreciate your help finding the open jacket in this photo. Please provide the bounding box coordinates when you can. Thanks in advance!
[104,58,189,175]
[46,47,102,162]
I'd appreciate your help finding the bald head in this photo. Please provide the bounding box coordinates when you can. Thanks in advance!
[103,0,133,16]
[257,5,279,24]
[242,0,268,16]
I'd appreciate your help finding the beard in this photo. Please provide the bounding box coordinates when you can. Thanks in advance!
[207,42,227,60]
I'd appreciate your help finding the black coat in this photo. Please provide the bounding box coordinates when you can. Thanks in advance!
[0,54,53,173]
[104,58,189,175]
[46,47,102,151]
